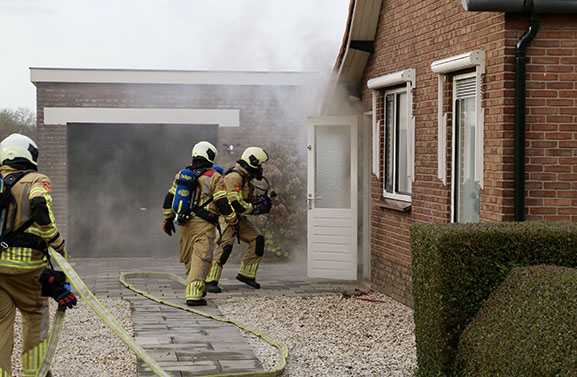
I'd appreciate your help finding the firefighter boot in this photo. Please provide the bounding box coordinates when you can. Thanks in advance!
[236,274,261,289]
[185,281,206,305]
[186,298,207,306]
[205,281,222,293]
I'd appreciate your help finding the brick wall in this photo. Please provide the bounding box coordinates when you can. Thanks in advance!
[356,0,577,306]
[509,14,577,220]
[36,82,313,239]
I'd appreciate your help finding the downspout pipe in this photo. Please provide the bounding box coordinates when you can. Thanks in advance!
[514,13,540,222]
[462,1,577,221]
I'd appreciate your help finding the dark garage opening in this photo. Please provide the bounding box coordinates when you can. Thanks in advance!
[68,123,218,258]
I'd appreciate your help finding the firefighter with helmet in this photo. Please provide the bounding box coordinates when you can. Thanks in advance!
[205,146,272,292]
[162,141,237,306]
[0,134,76,377]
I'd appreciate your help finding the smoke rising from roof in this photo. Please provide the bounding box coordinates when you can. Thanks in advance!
[0,0,350,109]
[7,0,352,273]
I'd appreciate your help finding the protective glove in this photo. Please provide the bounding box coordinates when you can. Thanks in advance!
[53,285,77,310]
[251,195,272,215]
[54,240,67,258]
[163,217,176,236]
[39,269,77,310]
[54,240,66,253]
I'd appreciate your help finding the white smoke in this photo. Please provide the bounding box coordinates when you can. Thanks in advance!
[0,0,350,109]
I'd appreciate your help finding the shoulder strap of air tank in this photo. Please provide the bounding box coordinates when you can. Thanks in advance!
[3,169,34,187]
[225,168,246,187]
[0,170,35,239]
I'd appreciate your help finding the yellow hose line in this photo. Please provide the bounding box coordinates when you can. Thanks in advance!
[36,308,65,377]
[120,271,288,377]
[47,247,287,377]
[49,250,172,377]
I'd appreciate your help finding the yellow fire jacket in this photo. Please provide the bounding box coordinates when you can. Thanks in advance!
[0,166,65,274]
[225,163,257,215]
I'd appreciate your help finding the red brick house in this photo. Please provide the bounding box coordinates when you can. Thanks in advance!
[313,0,577,306]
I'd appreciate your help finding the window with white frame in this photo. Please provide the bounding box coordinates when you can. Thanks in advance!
[453,73,480,223]
[431,50,485,223]
[383,88,411,199]
[368,69,415,204]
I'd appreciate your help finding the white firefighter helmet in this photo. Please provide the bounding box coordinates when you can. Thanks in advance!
[241,147,269,169]
[191,141,218,164]
[0,133,39,166]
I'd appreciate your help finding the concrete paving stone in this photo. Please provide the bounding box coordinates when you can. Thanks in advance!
[134,331,176,339]
[144,360,218,372]
[210,343,259,352]
[171,330,245,343]
[145,351,178,362]
[135,336,173,345]
[176,351,257,362]
[133,325,170,331]
[219,360,262,370]
[132,317,171,324]
[144,343,212,352]
[138,367,183,377]
[138,372,180,377]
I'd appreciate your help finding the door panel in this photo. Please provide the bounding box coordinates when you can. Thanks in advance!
[67,123,218,257]
[307,116,357,280]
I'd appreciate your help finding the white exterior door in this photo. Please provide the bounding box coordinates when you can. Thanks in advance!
[307,116,358,280]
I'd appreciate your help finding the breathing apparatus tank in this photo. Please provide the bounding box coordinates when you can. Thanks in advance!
[172,169,196,215]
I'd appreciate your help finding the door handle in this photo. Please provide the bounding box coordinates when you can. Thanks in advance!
[307,196,322,209]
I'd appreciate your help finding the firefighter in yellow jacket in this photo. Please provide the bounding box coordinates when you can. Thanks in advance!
[162,141,237,306]
[205,147,272,292]
[0,134,76,377]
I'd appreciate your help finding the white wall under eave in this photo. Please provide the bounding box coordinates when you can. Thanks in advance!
[43,107,240,128]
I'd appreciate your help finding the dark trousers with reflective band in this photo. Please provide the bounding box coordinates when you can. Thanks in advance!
[0,268,50,377]
[207,216,263,282]
[179,218,216,301]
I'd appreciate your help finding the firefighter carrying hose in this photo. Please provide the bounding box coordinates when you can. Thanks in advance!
[205,146,272,292]
[162,141,237,306]
[0,134,76,377]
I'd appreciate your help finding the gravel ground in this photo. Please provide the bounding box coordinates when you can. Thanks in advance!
[11,298,137,377]
[214,291,417,377]
[10,292,416,377]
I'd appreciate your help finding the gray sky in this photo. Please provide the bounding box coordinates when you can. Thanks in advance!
[0,0,349,110]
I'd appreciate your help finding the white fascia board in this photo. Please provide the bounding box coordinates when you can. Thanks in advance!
[43,108,240,128]
[367,69,415,89]
[431,50,485,74]
[30,68,318,87]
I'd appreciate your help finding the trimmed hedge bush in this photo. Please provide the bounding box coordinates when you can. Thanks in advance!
[455,265,577,377]
[411,221,577,377]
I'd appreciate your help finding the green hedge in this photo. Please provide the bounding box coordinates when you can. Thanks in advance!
[455,265,577,377]
[410,221,577,377]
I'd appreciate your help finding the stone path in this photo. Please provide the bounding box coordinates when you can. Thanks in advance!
[70,257,358,376]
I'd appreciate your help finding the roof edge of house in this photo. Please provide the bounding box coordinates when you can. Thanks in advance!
[29,67,319,87]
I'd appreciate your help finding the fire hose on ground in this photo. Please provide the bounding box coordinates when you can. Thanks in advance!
[28,248,288,377]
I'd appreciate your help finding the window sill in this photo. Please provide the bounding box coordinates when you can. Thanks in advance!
[373,198,412,213]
